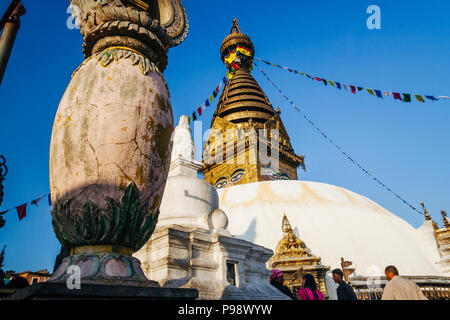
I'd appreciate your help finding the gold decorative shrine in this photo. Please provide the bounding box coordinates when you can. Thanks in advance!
[202,19,305,189]
[268,215,330,297]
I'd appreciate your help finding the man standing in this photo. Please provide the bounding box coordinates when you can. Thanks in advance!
[332,268,357,300]
[381,265,428,300]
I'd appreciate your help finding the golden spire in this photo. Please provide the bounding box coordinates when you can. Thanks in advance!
[442,210,450,228]
[282,214,294,234]
[421,202,432,221]
[230,17,242,34]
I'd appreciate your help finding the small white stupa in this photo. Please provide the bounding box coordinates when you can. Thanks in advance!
[134,115,289,300]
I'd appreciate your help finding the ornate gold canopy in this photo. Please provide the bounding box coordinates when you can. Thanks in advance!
[268,215,330,297]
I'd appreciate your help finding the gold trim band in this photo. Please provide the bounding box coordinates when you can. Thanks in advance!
[71,245,133,256]
[103,46,146,57]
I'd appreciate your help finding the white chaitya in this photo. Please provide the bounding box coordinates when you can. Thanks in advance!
[134,116,289,300]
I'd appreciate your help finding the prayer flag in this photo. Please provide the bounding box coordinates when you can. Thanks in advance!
[357,87,364,91]
[425,96,438,101]
[384,92,391,97]
[367,89,375,96]
[322,79,327,86]
[415,95,425,102]
[350,85,356,94]
[205,99,210,107]
[213,90,218,98]
[336,82,342,90]
[31,195,46,207]
[209,95,213,103]
[374,90,383,98]
[403,94,411,102]
[188,116,191,125]
[438,96,450,100]
[48,194,52,206]
[343,84,348,90]
[192,112,197,122]
[315,77,322,82]
[197,107,203,116]
[16,204,27,221]
[393,92,402,100]
[223,77,228,84]
[329,81,335,87]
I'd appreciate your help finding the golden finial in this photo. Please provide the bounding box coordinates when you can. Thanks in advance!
[442,210,450,228]
[282,214,293,234]
[421,202,432,221]
[230,17,242,34]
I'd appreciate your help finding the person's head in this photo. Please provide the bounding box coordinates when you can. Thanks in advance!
[384,265,399,281]
[302,274,317,290]
[331,269,344,284]
[270,269,284,284]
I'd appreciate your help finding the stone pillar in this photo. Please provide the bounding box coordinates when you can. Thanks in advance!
[49,0,188,286]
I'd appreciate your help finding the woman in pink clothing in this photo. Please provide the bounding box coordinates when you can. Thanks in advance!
[297,274,324,300]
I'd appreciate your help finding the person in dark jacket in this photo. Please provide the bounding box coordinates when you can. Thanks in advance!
[332,268,357,300]
[270,269,296,300]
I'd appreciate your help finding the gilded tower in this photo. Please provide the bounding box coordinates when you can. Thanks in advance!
[202,19,305,189]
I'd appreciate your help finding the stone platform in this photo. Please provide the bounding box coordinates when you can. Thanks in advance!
[6,282,198,300]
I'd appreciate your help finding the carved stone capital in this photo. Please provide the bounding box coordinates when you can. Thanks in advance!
[69,0,188,72]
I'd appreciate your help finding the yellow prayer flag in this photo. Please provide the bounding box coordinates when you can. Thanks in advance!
[329,81,335,87]
[415,95,425,102]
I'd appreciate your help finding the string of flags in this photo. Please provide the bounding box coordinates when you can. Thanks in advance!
[255,57,449,103]
[0,193,51,222]
[254,61,424,216]
[187,75,229,125]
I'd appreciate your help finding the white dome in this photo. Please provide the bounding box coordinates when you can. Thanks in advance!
[217,180,442,277]
[158,175,219,229]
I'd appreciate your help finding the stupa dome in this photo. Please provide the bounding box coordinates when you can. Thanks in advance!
[217,180,443,277]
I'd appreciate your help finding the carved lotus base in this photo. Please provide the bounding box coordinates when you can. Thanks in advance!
[50,246,159,287]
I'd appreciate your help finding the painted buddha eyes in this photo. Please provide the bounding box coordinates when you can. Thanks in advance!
[263,167,290,181]
[279,173,290,180]
[214,169,246,189]
[230,169,245,183]
[214,178,229,189]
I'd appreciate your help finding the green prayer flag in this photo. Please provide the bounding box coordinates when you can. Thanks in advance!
[192,112,197,121]
[188,116,191,125]
[367,89,375,96]
[403,94,411,102]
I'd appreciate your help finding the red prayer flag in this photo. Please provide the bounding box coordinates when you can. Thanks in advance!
[393,93,402,100]
[16,204,27,221]
[350,85,356,94]
[315,77,322,82]
[197,107,202,116]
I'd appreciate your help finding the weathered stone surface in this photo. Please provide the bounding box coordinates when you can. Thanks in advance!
[49,52,174,243]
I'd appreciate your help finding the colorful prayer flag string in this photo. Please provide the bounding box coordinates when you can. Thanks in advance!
[255,57,445,104]
[188,76,229,125]
[0,193,51,222]
[254,62,423,216]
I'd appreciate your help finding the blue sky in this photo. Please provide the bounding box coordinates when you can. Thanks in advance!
[0,0,449,272]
